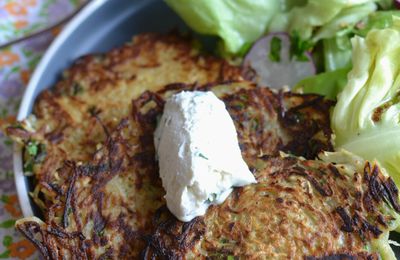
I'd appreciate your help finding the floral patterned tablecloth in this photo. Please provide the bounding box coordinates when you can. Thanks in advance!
[0,1,85,258]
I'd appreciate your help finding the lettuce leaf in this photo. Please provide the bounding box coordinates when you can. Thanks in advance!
[325,10,400,70]
[165,0,378,55]
[294,67,350,100]
[332,17,400,186]
[315,3,375,72]
[355,10,400,36]
[164,0,280,54]
[269,0,376,40]
[323,36,353,72]
[313,2,377,41]
[294,11,400,99]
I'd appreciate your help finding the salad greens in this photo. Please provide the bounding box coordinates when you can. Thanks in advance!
[166,0,383,55]
[166,0,400,96]
[294,67,350,100]
[322,36,352,72]
[295,10,400,98]
[164,0,280,54]
[269,36,282,62]
[355,10,400,36]
[332,17,400,186]
[166,0,400,188]
[269,0,377,41]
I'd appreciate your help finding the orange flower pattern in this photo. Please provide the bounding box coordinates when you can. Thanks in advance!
[14,20,29,30]
[8,240,36,259]
[0,2,87,260]
[0,51,19,67]
[21,0,37,7]
[3,195,22,218]
[4,3,27,16]
[0,0,86,47]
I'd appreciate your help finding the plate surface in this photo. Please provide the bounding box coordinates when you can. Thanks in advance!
[13,0,400,255]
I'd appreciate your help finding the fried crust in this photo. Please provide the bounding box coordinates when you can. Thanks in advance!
[7,32,244,211]
[144,155,400,259]
[12,77,335,259]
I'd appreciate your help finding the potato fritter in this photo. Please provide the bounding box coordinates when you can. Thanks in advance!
[144,154,400,259]
[10,78,335,259]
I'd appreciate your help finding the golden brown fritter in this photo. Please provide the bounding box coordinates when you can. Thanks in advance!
[143,154,400,259]
[7,32,244,211]
[11,77,334,259]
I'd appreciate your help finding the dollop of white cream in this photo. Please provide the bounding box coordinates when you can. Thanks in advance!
[154,91,256,222]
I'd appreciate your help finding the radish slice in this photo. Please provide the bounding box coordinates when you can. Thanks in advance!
[244,33,316,89]
[395,0,400,9]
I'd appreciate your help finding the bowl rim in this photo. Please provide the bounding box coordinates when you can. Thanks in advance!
[13,0,109,218]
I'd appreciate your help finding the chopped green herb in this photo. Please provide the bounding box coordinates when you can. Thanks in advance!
[269,36,282,62]
[26,140,38,156]
[98,229,105,237]
[220,238,229,243]
[206,193,218,203]
[72,83,84,95]
[290,31,313,61]
[227,256,235,260]
[23,141,46,173]
[238,94,249,102]
[23,159,34,172]
[198,152,209,160]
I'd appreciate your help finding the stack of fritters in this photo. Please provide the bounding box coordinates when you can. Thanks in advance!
[6,33,400,259]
